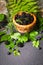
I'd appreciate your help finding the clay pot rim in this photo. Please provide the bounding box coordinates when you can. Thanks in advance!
[13,11,36,28]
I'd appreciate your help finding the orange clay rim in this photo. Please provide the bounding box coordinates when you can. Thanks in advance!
[13,12,36,28]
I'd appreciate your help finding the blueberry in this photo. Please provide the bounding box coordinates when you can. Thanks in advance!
[40,30,43,34]
[39,47,42,50]
[15,15,20,19]
[22,12,26,16]
[36,35,41,40]
[18,43,24,47]
[30,16,34,22]
[7,51,11,55]
[26,13,30,17]
[23,20,27,25]
[21,12,26,18]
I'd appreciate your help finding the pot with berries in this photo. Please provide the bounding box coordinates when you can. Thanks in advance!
[13,11,36,33]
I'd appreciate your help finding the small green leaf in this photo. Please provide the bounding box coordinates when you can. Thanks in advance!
[11,33,21,39]
[32,40,39,48]
[1,35,11,41]
[29,31,38,41]
[0,14,4,22]
[0,31,5,35]
[13,50,20,56]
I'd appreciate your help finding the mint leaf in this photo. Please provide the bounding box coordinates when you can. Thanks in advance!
[29,31,38,41]
[0,31,5,35]
[11,33,21,39]
[1,35,11,41]
[32,40,39,48]
[0,14,4,22]
[13,50,20,56]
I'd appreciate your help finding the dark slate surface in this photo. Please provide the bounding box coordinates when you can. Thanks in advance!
[0,0,43,65]
[0,40,43,65]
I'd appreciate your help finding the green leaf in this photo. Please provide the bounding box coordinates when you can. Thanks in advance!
[13,50,20,56]
[30,31,38,37]
[11,33,21,39]
[0,31,5,35]
[0,14,4,22]
[32,40,39,48]
[19,35,28,43]
[29,31,38,41]
[1,35,11,41]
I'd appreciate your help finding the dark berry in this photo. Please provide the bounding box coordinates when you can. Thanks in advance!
[36,35,41,40]
[9,47,12,50]
[26,13,30,17]
[5,41,10,45]
[15,15,21,19]
[18,43,24,47]
[22,12,26,16]
[21,12,26,18]
[40,30,43,34]
[39,47,42,50]
[7,51,11,55]
[23,20,27,25]
[30,16,34,22]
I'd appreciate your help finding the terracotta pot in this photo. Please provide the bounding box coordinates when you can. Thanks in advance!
[13,12,36,33]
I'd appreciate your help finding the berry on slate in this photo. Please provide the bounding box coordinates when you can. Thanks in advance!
[7,51,12,55]
[40,30,43,34]
[18,43,24,47]
[36,35,41,40]
[39,47,42,50]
